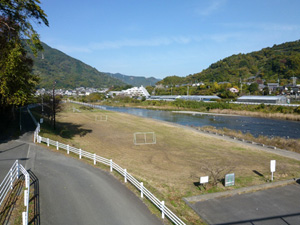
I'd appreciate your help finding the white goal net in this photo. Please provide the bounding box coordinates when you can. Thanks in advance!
[95,115,108,121]
[133,132,156,145]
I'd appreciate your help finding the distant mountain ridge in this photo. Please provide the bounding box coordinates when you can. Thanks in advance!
[27,42,161,89]
[27,42,126,89]
[158,40,300,85]
[105,72,161,87]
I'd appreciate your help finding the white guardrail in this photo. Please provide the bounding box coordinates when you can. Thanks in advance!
[30,105,186,225]
[0,160,30,225]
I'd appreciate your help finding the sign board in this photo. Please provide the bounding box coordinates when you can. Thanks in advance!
[225,173,235,187]
[270,160,276,172]
[40,118,43,124]
[200,176,209,184]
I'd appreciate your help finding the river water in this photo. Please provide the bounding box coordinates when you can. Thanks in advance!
[103,106,300,139]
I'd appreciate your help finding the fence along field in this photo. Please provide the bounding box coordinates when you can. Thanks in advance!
[34,102,300,224]
[30,108,186,225]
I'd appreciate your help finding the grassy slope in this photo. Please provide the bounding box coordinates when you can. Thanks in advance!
[36,103,300,224]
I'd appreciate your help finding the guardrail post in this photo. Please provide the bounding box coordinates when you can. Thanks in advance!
[10,168,13,190]
[25,174,29,188]
[110,159,113,172]
[79,149,82,159]
[67,145,69,154]
[34,132,36,143]
[22,212,27,225]
[56,141,59,150]
[24,190,28,206]
[94,154,96,165]
[17,160,20,178]
[161,200,165,219]
[47,138,49,146]
[140,182,143,198]
[124,169,127,183]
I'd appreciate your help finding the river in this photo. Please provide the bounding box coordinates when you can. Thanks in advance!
[102,106,300,139]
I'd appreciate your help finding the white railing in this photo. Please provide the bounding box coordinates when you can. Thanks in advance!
[36,135,185,224]
[0,160,30,225]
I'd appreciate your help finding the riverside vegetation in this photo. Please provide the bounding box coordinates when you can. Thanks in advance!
[32,103,300,225]
[84,96,300,121]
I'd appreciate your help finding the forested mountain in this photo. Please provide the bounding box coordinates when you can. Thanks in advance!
[159,40,300,85]
[105,72,161,86]
[27,42,125,89]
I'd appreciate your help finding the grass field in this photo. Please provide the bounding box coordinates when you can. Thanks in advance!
[37,103,300,224]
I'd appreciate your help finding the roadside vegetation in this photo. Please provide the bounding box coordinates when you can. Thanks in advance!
[32,103,300,224]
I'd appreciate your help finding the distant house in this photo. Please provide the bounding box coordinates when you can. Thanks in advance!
[229,87,239,93]
[237,95,287,104]
[267,83,279,93]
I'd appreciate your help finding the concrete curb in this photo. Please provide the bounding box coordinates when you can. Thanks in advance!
[184,178,299,203]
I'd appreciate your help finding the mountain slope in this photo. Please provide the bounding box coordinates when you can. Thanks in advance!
[159,40,300,85]
[105,72,161,86]
[27,42,125,89]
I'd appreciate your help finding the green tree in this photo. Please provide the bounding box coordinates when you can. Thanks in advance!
[0,0,48,118]
[249,83,259,94]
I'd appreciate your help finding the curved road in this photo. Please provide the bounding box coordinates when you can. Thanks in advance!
[0,111,163,225]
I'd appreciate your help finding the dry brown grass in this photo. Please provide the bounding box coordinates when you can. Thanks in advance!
[39,103,300,224]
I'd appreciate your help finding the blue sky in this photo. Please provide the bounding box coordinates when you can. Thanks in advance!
[36,0,300,79]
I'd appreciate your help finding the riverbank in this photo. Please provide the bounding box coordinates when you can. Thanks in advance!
[98,100,300,121]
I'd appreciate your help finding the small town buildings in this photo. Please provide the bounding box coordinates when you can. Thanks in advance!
[237,95,287,104]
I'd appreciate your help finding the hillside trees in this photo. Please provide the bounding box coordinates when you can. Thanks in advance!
[0,0,48,117]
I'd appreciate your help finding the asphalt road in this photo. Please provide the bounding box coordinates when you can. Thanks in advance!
[192,183,300,225]
[0,111,163,225]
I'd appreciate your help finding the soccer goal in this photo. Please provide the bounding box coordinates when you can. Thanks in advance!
[95,115,108,122]
[133,132,156,145]
[73,107,81,113]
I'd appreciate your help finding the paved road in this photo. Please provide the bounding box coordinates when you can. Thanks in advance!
[191,182,300,225]
[0,111,163,225]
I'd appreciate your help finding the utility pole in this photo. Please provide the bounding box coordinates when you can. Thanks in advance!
[52,81,56,130]
[41,94,44,115]
[240,77,242,96]
[19,106,22,131]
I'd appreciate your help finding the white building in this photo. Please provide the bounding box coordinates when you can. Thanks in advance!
[108,86,150,98]
[123,85,150,98]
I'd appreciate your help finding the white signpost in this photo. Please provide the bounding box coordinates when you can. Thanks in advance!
[200,176,209,184]
[40,118,43,124]
[270,160,276,181]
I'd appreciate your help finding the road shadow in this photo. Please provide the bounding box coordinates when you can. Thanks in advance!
[0,109,36,144]
[214,212,300,225]
[0,176,24,225]
[28,170,40,225]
